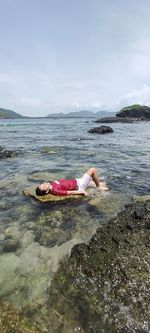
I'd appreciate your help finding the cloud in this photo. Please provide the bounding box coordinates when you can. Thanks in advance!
[129,37,150,79]
[118,85,150,107]
[0,72,17,85]
[17,97,42,107]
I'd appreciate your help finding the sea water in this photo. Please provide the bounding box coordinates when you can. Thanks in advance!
[0,118,149,328]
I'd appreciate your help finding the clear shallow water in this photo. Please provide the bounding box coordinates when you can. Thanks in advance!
[0,118,150,327]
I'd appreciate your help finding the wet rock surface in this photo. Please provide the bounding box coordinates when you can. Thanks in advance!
[88,125,113,134]
[47,196,150,333]
[33,208,80,247]
[0,226,22,253]
[95,116,150,123]
[0,239,21,253]
[0,146,19,158]
[0,299,42,333]
[95,116,134,123]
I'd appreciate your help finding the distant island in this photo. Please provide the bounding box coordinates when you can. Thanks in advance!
[0,108,24,119]
[95,104,150,123]
[0,108,115,119]
[46,110,115,118]
[1,104,150,120]
[116,104,150,118]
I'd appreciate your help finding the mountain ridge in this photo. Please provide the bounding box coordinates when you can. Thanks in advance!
[46,110,115,118]
[0,108,24,119]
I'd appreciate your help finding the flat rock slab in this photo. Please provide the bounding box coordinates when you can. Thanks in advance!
[95,116,134,123]
[23,186,83,203]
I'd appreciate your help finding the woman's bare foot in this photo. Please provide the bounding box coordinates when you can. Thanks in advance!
[89,180,96,187]
[98,182,108,192]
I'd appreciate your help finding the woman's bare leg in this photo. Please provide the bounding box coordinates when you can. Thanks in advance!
[86,168,100,187]
[86,168,108,191]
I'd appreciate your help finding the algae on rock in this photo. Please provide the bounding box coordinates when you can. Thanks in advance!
[46,196,150,333]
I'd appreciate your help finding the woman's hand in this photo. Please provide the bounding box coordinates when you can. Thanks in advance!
[67,190,89,196]
[83,190,89,196]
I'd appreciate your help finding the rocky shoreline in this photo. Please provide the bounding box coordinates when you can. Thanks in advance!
[47,195,150,333]
[0,195,150,332]
[95,116,150,123]
[95,104,150,123]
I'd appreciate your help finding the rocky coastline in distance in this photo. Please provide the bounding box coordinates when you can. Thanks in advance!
[95,104,150,123]
[0,108,26,119]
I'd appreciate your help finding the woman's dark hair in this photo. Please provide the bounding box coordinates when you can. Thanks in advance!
[36,186,47,196]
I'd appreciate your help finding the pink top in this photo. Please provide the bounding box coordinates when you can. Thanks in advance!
[50,179,77,196]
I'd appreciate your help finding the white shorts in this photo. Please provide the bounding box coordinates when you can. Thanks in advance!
[76,173,91,191]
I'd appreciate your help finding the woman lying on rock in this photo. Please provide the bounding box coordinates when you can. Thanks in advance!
[36,168,108,197]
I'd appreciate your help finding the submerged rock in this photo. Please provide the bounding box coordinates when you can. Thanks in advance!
[40,146,64,155]
[33,207,80,247]
[0,299,42,333]
[47,195,150,333]
[0,227,22,253]
[88,125,113,134]
[0,239,21,253]
[4,226,22,240]
[133,194,150,203]
[0,146,19,159]
[28,171,53,181]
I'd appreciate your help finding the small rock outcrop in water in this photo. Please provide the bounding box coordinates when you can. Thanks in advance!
[0,146,19,159]
[95,104,150,123]
[47,195,150,333]
[95,116,134,123]
[116,104,150,119]
[88,125,113,134]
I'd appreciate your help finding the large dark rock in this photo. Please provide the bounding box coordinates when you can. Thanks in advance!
[88,125,113,134]
[116,104,150,119]
[95,104,150,123]
[47,196,150,333]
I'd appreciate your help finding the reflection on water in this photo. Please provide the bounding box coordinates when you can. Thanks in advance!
[0,118,150,330]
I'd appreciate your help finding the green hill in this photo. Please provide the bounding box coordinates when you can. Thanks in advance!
[116,104,150,118]
[0,108,24,119]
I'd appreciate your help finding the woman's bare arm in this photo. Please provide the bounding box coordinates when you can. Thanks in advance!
[67,190,89,196]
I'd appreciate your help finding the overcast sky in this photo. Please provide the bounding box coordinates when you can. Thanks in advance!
[0,0,150,116]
